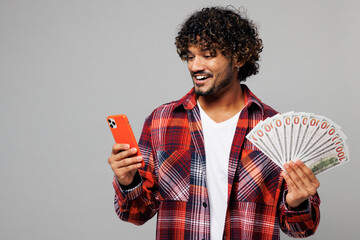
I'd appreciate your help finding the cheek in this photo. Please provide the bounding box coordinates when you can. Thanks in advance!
[208,60,229,73]
[187,62,192,71]
[207,61,217,69]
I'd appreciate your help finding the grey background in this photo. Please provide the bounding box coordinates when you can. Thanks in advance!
[1,0,359,239]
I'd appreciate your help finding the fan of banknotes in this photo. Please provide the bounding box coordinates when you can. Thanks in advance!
[246,112,349,175]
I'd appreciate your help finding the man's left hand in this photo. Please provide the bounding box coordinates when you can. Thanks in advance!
[282,160,320,209]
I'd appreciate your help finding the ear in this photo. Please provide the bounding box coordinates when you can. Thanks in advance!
[236,62,245,68]
[234,61,245,71]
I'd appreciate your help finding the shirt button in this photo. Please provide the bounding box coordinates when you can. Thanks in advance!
[203,202,207,208]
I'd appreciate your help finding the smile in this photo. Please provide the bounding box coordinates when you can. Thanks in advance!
[195,75,209,81]
[193,75,212,86]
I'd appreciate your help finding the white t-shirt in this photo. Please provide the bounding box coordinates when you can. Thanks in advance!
[198,102,241,240]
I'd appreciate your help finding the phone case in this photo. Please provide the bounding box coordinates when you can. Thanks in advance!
[107,114,144,167]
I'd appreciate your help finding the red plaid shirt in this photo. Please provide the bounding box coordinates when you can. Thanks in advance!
[113,85,320,239]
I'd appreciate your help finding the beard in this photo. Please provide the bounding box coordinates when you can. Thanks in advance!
[194,63,235,97]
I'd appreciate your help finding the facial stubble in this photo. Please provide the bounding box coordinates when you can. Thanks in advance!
[194,62,236,97]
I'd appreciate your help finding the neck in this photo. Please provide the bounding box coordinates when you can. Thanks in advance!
[198,82,244,123]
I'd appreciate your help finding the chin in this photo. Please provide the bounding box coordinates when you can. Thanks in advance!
[195,88,214,97]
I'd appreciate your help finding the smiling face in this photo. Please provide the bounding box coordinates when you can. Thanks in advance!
[186,46,238,97]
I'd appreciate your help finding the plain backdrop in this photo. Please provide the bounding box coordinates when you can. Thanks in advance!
[1,0,359,239]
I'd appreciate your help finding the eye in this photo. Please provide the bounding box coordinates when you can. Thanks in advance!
[186,55,194,61]
[203,50,216,59]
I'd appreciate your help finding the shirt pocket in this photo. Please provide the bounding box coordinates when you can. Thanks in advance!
[156,149,191,201]
[235,148,281,206]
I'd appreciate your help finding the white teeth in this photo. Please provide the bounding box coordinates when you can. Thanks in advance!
[196,76,207,80]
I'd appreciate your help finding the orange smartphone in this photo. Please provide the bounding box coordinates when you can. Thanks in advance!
[107,114,144,167]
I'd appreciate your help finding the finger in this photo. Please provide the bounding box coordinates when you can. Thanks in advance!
[284,161,305,190]
[109,156,142,174]
[282,171,300,192]
[110,150,141,167]
[287,160,319,197]
[108,148,138,167]
[111,143,130,154]
[295,161,320,194]
[117,155,143,168]
[116,159,142,174]
[296,160,320,187]
[115,147,138,161]
[290,160,313,188]
[122,162,143,172]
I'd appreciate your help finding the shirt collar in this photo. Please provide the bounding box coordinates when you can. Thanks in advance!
[174,84,265,116]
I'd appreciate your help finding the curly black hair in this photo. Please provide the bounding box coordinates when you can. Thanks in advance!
[175,6,263,82]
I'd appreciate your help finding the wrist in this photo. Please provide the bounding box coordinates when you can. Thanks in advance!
[119,171,141,190]
[286,197,309,211]
[285,191,308,209]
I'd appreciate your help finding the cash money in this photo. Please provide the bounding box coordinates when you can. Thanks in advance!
[246,112,349,175]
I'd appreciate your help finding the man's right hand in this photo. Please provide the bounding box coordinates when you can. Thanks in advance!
[108,143,143,186]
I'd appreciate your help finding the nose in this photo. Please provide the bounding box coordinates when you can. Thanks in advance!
[188,56,205,73]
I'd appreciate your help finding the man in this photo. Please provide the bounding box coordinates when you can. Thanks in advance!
[108,7,320,239]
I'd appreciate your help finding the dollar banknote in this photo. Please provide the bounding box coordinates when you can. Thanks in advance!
[246,112,349,175]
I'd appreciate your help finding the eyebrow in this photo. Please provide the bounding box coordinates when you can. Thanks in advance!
[186,48,211,54]
[199,48,211,53]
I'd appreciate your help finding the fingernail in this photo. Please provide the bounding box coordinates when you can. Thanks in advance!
[137,163,142,167]
[137,156,142,161]
[289,161,295,166]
